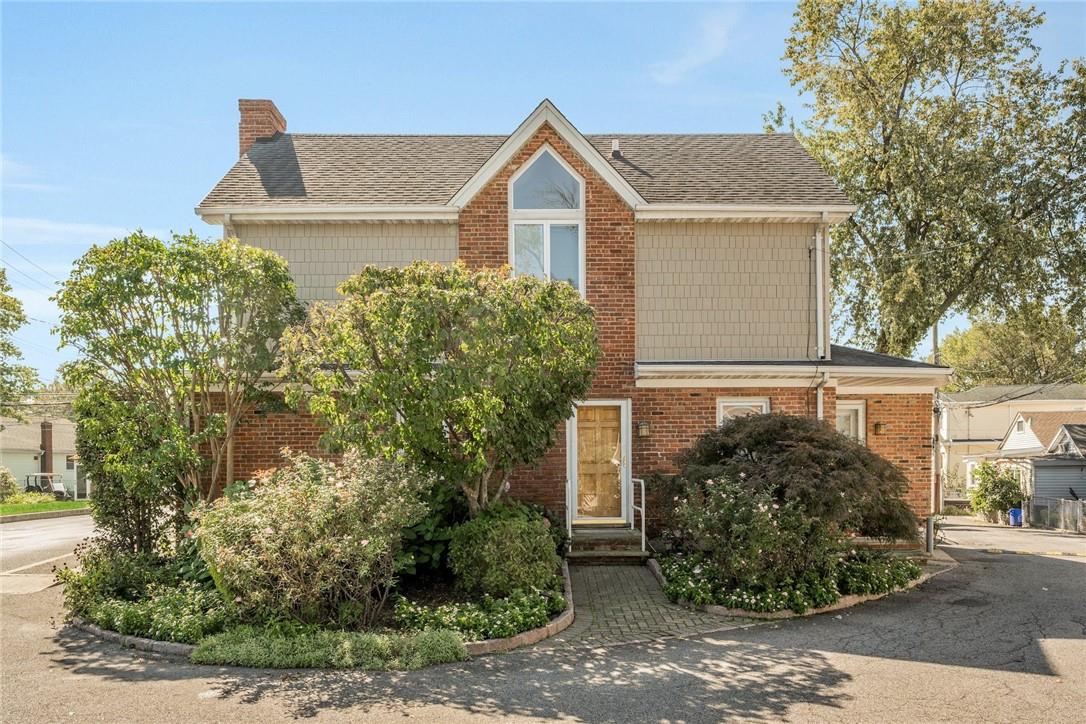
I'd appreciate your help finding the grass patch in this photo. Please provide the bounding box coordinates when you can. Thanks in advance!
[190,626,468,669]
[0,500,90,516]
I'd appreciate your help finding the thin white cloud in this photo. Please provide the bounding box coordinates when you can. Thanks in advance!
[650,10,738,85]
[0,217,162,247]
[1,154,68,193]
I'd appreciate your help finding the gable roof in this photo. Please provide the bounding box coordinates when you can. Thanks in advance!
[1008,411,1086,451]
[198,101,852,217]
[943,384,1086,404]
[1049,423,1086,455]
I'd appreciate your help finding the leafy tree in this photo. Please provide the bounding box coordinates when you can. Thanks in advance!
[969,462,1023,517]
[939,302,1086,392]
[279,261,599,517]
[0,268,39,419]
[772,0,1086,356]
[73,382,191,553]
[55,232,303,503]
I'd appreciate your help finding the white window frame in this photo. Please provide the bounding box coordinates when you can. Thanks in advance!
[716,397,771,426]
[836,399,867,443]
[508,144,586,297]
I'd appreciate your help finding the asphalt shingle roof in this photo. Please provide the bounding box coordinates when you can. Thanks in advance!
[0,418,77,454]
[1018,411,1086,449]
[944,384,1086,404]
[199,132,851,209]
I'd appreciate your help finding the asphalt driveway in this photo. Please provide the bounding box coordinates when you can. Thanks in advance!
[1,517,1082,722]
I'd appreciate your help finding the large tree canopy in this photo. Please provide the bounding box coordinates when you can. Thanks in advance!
[0,268,39,420]
[774,0,1086,356]
[939,302,1086,392]
[279,261,600,516]
[55,232,303,502]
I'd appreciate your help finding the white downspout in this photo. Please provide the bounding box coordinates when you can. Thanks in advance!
[815,371,830,421]
[815,215,827,360]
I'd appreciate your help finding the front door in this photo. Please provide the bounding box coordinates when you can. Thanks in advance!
[575,404,625,520]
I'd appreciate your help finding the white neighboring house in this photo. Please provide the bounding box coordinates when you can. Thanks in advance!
[962,410,1086,500]
[937,384,1086,495]
[0,418,88,499]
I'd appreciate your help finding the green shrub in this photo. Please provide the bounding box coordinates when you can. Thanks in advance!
[941,504,971,516]
[0,466,18,501]
[190,626,467,669]
[57,541,175,617]
[448,502,562,597]
[836,553,923,596]
[398,480,468,576]
[671,476,843,593]
[394,586,566,641]
[659,554,839,613]
[678,414,919,539]
[969,463,1024,516]
[85,581,236,644]
[1,491,55,506]
[194,450,430,627]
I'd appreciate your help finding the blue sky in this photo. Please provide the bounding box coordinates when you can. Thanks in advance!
[3,1,1084,382]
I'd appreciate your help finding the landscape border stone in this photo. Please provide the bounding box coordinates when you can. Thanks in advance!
[0,507,92,524]
[647,549,958,620]
[69,561,575,664]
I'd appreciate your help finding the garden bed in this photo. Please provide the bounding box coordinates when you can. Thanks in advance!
[648,553,956,620]
[67,562,574,665]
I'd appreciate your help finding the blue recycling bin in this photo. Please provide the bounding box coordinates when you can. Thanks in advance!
[1008,508,1023,527]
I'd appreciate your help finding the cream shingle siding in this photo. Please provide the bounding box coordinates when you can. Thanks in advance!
[635,222,817,361]
[232,222,457,301]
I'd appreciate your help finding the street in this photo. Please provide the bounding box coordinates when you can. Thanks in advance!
[0,516,1082,722]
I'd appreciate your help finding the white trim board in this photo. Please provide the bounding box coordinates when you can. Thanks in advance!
[449,100,646,210]
[196,205,459,225]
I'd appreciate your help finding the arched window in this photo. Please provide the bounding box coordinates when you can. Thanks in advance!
[509,147,584,294]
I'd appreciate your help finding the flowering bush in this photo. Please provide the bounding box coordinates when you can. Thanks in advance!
[671,476,842,593]
[448,501,562,597]
[195,450,431,628]
[969,462,1024,518]
[394,585,566,641]
[837,553,923,596]
[0,466,18,501]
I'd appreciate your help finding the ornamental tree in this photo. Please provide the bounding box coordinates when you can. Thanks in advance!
[279,261,599,517]
[772,0,1086,356]
[55,232,304,503]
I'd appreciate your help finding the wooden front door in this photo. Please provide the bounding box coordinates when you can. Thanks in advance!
[576,405,623,518]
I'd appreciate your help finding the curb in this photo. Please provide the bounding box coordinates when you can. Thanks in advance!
[463,561,575,656]
[983,548,1086,558]
[647,555,958,620]
[1,507,91,524]
[70,618,196,659]
[69,562,575,664]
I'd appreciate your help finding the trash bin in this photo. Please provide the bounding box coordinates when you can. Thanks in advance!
[1008,508,1023,527]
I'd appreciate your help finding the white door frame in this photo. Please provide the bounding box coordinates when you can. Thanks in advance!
[566,399,633,527]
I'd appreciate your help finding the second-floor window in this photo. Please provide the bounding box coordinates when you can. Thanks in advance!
[509,146,584,294]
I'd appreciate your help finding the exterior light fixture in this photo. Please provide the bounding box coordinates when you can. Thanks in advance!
[637,421,651,438]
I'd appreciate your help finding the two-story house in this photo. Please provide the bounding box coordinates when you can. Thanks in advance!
[197,99,950,534]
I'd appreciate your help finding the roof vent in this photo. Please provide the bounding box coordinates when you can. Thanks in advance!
[611,139,621,158]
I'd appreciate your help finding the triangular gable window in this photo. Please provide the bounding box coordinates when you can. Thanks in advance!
[512,150,581,210]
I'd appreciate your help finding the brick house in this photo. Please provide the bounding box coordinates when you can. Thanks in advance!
[197,99,950,541]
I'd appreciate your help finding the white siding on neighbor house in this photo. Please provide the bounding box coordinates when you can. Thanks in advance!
[1033,462,1086,500]
[232,222,458,301]
[635,222,818,361]
[1001,419,1044,453]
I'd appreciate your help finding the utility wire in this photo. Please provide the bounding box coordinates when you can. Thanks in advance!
[0,239,62,282]
[0,259,54,293]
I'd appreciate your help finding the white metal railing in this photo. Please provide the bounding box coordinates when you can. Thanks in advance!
[631,476,646,553]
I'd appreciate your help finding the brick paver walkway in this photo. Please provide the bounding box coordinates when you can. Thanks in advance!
[540,565,754,649]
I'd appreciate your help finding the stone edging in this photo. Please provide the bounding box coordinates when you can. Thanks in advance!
[69,561,575,663]
[0,507,92,524]
[463,561,575,656]
[647,551,958,620]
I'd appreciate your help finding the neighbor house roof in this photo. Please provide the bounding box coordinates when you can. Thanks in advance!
[1049,423,1086,455]
[0,418,77,454]
[943,384,1086,404]
[1017,411,1086,450]
[199,132,851,210]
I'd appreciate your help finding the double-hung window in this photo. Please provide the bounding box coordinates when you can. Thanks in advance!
[509,147,584,294]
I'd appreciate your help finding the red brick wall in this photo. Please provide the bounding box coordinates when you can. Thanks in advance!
[838,392,935,517]
[238,99,286,158]
[228,405,329,482]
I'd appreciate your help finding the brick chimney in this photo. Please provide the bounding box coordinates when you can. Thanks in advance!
[238,99,286,158]
[40,421,53,476]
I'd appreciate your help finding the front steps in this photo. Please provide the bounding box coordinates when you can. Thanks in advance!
[568,526,649,566]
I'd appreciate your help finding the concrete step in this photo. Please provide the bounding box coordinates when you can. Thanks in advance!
[571,527,643,552]
[567,550,650,566]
